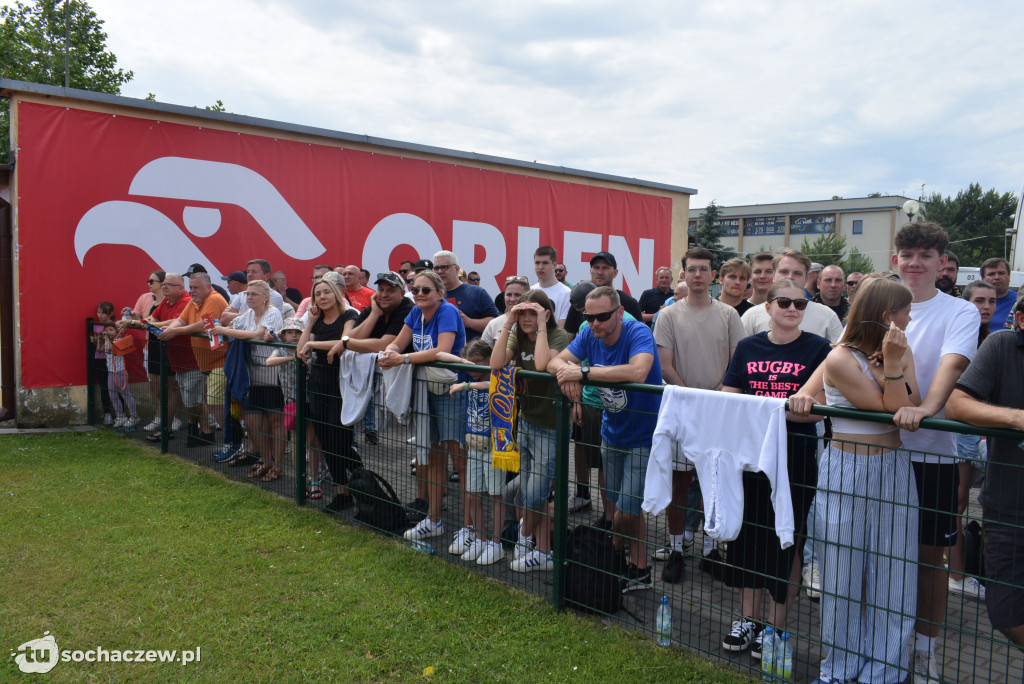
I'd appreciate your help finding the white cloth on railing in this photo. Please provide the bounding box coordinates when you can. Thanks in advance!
[339,350,378,425]
[382,364,430,464]
[642,386,794,548]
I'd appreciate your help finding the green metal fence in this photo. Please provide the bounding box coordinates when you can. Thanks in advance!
[84,322,1024,683]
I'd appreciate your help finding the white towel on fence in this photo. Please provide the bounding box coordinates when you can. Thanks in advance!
[642,386,794,548]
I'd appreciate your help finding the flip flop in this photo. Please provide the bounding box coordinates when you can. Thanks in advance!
[306,481,323,499]
[145,431,174,443]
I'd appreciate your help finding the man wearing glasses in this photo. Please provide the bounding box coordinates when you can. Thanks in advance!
[740,249,843,342]
[432,250,499,341]
[845,272,864,301]
[550,286,663,593]
[554,263,572,287]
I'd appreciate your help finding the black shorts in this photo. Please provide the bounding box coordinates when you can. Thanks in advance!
[247,385,284,414]
[572,403,603,469]
[912,461,959,547]
[983,521,1024,631]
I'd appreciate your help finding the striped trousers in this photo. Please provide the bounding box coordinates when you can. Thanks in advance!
[816,444,919,684]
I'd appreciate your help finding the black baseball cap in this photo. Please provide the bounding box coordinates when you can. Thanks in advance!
[413,259,433,272]
[589,251,617,269]
[183,263,208,277]
[375,272,405,289]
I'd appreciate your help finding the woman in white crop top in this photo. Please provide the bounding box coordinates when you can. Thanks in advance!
[794,275,923,683]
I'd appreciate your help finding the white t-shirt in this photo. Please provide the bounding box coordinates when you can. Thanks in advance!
[531,281,572,323]
[482,313,509,347]
[902,290,980,463]
[741,300,843,342]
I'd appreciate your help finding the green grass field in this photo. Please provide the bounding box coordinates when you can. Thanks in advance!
[0,431,748,682]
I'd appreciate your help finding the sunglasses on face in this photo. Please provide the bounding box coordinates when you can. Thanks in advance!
[410,286,435,295]
[846,280,859,287]
[148,279,161,285]
[582,308,618,323]
[399,269,411,275]
[468,277,480,283]
[771,297,809,310]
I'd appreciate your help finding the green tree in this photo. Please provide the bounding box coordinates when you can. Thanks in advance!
[0,0,133,163]
[800,232,877,274]
[921,183,1019,266]
[689,200,737,271]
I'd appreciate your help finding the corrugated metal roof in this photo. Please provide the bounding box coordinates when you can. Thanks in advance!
[1,79,697,196]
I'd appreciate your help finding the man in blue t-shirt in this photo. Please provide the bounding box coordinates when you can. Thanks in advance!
[433,250,499,341]
[549,285,663,593]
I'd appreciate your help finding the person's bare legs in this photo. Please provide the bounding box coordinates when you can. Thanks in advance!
[916,544,948,638]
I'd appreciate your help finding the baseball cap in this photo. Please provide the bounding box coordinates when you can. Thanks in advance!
[589,251,617,269]
[570,281,596,310]
[375,271,405,289]
[220,270,247,284]
[809,262,824,273]
[184,263,208,277]
[413,259,433,272]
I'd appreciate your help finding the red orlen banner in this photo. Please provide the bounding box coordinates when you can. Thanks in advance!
[15,100,673,389]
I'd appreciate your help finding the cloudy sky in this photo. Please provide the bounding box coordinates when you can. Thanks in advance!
[55,1,1024,206]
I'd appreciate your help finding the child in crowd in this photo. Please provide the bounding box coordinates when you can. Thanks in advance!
[102,323,139,428]
[92,301,117,425]
[267,318,304,486]
[440,340,507,565]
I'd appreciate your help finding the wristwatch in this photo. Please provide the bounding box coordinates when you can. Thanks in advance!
[580,361,590,383]
[342,335,350,350]
[403,354,411,365]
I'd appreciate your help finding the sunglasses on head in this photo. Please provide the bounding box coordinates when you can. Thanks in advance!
[410,286,435,295]
[771,296,809,310]
[582,308,618,323]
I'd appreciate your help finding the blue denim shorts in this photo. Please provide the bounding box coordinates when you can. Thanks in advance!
[520,420,556,511]
[427,390,465,445]
[601,441,650,516]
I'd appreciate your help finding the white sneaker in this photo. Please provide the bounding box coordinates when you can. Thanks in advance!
[567,494,592,512]
[103,413,114,426]
[125,416,139,428]
[112,416,127,428]
[510,549,553,572]
[949,576,986,600]
[171,417,183,431]
[448,526,476,555]
[803,562,822,599]
[404,518,444,541]
[476,540,506,566]
[513,519,536,560]
[460,538,486,562]
[912,649,941,683]
[144,417,162,432]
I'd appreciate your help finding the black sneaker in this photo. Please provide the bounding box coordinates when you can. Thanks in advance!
[722,619,756,652]
[364,431,379,446]
[750,625,765,660]
[662,550,685,584]
[621,564,652,593]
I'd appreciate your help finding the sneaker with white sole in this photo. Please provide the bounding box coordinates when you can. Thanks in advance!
[750,626,766,660]
[912,649,941,683]
[949,575,986,600]
[403,518,444,541]
[448,526,476,555]
[510,549,553,572]
[722,619,756,652]
[653,545,672,562]
[567,494,592,512]
[124,416,139,429]
[103,413,114,426]
[621,563,652,593]
[514,519,535,560]
[112,416,127,428]
[460,538,486,562]
[171,417,183,431]
[144,417,162,432]
[803,562,822,599]
[476,540,506,566]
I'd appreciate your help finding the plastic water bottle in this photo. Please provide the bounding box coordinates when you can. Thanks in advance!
[760,626,776,682]
[655,595,672,646]
[121,307,132,322]
[776,631,793,683]
[408,540,436,555]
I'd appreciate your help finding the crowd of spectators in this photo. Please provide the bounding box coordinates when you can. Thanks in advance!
[95,233,1023,682]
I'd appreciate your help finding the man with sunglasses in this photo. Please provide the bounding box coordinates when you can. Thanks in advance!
[433,250,498,341]
[652,248,745,584]
[554,263,572,287]
[845,272,864,301]
[550,286,663,593]
[564,252,644,335]
[740,249,843,342]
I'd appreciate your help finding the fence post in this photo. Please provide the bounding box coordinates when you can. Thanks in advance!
[86,318,96,426]
[159,339,169,454]
[551,391,571,611]
[294,355,308,506]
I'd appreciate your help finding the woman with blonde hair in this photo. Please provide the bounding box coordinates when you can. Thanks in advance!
[297,273,361,510]
[792,274,921,684]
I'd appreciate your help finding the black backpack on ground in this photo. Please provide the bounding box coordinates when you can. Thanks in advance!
[564,523,625,615]
[347,468,409,535]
